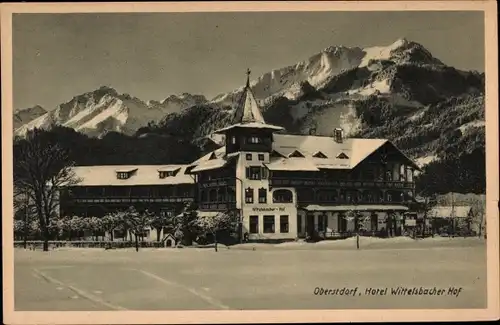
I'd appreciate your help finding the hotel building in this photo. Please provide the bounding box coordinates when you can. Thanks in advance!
[61,72,421,241]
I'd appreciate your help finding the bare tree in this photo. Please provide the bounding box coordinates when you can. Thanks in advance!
[14,129,81,251]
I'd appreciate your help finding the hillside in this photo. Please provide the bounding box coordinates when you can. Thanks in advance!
[13,38,486,195]
[14,87,208,138]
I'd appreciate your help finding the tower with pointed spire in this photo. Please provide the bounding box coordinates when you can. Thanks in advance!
[214,69,284,154]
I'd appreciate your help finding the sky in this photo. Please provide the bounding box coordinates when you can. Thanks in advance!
[13,11,484,111]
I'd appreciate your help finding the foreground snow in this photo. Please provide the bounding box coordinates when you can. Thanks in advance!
[18,236,484,253]
[14,237,486,311]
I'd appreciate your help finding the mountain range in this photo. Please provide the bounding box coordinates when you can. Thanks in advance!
[13,38,486,194]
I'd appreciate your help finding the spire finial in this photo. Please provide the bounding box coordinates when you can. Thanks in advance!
[246,68,251,88]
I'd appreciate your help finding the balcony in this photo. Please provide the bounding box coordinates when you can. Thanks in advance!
[269,178,415,190]
[199,202,237,211]
[62,194,194,204]
[199,178,236,188]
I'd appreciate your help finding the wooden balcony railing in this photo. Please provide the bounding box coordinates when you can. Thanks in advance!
[269,178,415,189]
[199,202,237,211]
[63,196,194,204]
[199,178,236,188]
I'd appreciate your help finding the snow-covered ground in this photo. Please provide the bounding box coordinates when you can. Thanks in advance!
[14,238,485,311]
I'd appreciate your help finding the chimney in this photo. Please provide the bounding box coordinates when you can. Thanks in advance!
[333,127,344,143]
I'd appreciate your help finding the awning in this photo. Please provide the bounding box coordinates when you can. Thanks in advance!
[302,205,409,212]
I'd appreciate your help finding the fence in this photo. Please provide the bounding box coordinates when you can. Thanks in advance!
[14,240,168,249]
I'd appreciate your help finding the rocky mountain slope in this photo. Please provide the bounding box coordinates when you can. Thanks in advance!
[147,38,484,168]
[14,87,208,138]
[13,105,47,130]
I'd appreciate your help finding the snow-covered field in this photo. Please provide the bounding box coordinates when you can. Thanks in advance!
[14,237,486,311]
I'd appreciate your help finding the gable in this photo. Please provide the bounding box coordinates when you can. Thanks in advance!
[352,141,420,171]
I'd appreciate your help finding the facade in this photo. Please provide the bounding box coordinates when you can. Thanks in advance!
[187,73,421,241]
[60,72,421,242]
[59,165,195,241]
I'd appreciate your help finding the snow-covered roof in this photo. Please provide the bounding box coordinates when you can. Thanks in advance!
[214,122,284,134]
[70,165,195,186]
[115,167,138,173]
[303,205,409,211]
[192,134,418,173]
[265,158,320,172]
[270,134,388,171]
[157,166,182,172]
[190,159,229,173]
[428,206,472,219]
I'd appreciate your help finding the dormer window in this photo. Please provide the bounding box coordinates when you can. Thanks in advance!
[313,151,328,159]
[336,152,349,159]
[157,167,181,179]
[115,168,137,180]
[208,152,217,160]
[288,150,305,158]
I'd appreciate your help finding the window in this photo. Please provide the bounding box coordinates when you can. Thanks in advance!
[246,153,252,160]
[371,213,378,231]
[249,215,259,234]
[159,171,176,179]
[280,215,289,233]
[231,136,236,144]
[385,170,392,181]
[258,188,267,203]
[273,189,293,203]
[387,193,393,202]
[258,154,265,161]
[261,167,268,179]
[200,190,208,202]
[227,186,236,202]
[117,172,130,179]
[318,214,328,232]
[288,150,305,158]
[313,151,328,159]
[246,166,262,180]
[263,215,275,233]
[338,213,347,232]
[217,189,225,202]
[245,188,254,203]
[248,137,262,144]
[336,152,349,159]
[208,189,218,202]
